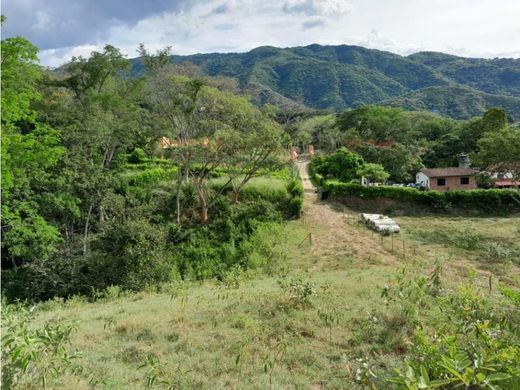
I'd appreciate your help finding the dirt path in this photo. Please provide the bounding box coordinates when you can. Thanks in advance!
[295,161,397,270]
[296,161,315,193]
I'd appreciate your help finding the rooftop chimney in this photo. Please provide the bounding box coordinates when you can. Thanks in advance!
[459,154,470,168]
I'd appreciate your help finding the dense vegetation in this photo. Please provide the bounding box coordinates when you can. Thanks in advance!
[2,212,519,389]
[2,19,520,390]
[299,105,519,185]
[1,29,302,302]
[322,181,520,214]
[129,44,520,120]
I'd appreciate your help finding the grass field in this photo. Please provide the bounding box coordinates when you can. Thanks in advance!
[13,190,520,389]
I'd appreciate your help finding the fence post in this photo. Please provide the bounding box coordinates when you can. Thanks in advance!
[403,240,406,258]
[488,275,492,294]
[391,233,394,253]
[309,233,312,246]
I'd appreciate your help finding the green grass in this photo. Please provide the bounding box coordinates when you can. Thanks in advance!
[32,269,393,389]
[11,204,520,389]
[394,215,520,277]
[209,176,291,202]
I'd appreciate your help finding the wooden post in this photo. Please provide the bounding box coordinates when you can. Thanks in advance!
[309,233,312,246]
[402,240,406,258]
[391,233,394,252]
[488,275,492,294]
[380,234,383,246]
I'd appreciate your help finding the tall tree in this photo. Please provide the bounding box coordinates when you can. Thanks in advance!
[474,126,520,202]
[1,28,64,267]
[57,46,145,254]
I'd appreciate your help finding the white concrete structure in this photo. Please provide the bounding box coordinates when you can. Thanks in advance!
[416,171,430,189]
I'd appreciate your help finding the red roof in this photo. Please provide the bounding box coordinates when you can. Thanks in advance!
[495,180,518,187]
[420,167,476,178]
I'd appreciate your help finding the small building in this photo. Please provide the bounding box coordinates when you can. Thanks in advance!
[491,172,518,189]
[494,179,519,189]
[416,154,477,192]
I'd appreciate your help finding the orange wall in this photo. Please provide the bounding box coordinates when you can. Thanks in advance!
[430,176,477,192]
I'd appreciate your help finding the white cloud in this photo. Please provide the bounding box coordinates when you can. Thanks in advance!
[283,0,351,16]
[14,0,520,67]
[33,10,51,31]
[40,45,101,68]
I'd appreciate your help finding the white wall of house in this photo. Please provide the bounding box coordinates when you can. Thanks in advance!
[416,172,430,189]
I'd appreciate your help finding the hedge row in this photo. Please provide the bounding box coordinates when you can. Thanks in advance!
[322,180,520,212]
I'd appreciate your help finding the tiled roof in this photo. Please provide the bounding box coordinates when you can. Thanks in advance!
[420,167,476,178]
[495,180,518,186]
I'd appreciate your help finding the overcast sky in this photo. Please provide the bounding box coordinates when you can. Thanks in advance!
[2,0,520,67]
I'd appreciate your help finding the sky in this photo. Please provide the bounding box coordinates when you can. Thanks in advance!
[2,0,520,67]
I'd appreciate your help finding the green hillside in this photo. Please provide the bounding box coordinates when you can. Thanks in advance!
[130,44,520,119]
[381,85,520,120]
[408,51,520,96]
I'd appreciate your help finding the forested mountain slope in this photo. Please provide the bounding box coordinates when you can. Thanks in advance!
[130,44,520,120]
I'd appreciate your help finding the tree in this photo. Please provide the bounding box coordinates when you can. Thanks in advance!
[187,85,282,220]
[56,45,146,254]
[146,70,207,223]
[64,45,129,99]
[355,143,423,182]
[474,126,520,202]
[480,107,508,134]
[1,30,64,268]
[219,111,283,204]
[311,148,364,182]
[336,106,406,142]
[357,163,389,183]
[137,43,172,75]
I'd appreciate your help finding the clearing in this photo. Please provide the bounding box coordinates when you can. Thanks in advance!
[32,162,520,389]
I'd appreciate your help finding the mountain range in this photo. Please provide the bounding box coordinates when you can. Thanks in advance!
[130,44,520,120]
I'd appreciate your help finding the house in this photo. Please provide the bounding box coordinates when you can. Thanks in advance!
[494,179,519,189]
[416,154,477,192]
[491,172,518,189]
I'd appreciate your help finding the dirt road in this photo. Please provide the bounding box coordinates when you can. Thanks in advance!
[295,161,396,270]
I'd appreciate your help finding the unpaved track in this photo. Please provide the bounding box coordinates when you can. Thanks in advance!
[295,161,396,269]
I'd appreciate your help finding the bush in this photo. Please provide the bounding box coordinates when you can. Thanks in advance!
[122,167,179,187]
[322,181,520,212]
[1,305,81,389]
[128,148,147,164]
[356,269,520,389]
[278,276,317,307]
[92,218,173,290]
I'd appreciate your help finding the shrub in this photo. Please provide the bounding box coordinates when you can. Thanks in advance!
[322,181,520,213]
[122,167,179,187]
[1,305,81,389]
[286,179,304,198]
[128,148,147,164]
[378,273,520,389]
[92,218,173,290]
[278,276,317,307]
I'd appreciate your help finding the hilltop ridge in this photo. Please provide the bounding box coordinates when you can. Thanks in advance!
[130,43,520,119]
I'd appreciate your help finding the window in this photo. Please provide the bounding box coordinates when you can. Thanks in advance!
[460,177,470,185]
[437,178,446,186]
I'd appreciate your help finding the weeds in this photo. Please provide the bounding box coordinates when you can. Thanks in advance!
[1,305,81,389]
[386,271,520,389]
[139,354,190,389]
[277,275,317,307]
[262,339,287,390]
